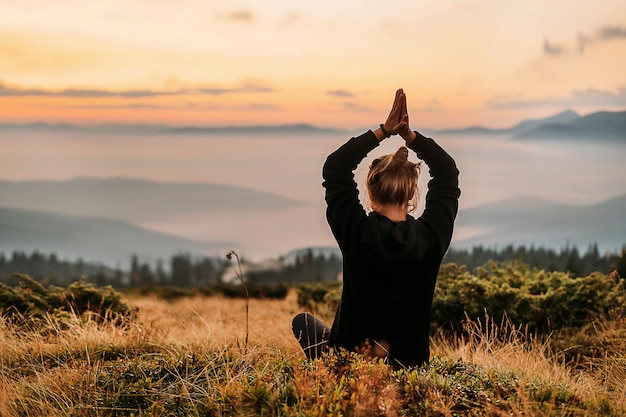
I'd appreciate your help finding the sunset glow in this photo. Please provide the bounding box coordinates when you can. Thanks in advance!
[1,0,625,129]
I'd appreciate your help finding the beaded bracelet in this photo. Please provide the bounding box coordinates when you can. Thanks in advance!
[379,123,391,138]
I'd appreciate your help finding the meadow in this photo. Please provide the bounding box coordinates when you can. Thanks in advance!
[1,265,625,416]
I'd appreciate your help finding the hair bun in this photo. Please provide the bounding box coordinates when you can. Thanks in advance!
[390,147,409,169]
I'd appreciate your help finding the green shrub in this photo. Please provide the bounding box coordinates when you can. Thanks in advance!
[297,262,626,334]
[0,273,136,329]
[296,282,341,310]
[432,262,625,332]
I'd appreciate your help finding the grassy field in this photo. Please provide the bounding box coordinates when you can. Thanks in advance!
[1,287,625,416]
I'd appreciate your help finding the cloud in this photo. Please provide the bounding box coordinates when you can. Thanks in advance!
[598,25,626,39]
[327,90,355,98]
[27,101,282,112]
[543,39,566,56]
[486,87,626,109]
[222,10,254,23]
[240,103,281,111]
[545,24,626,56]
[342,102,373,112]
[0,81,274,98]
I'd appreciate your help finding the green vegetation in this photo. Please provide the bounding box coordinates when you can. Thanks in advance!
[0,262,624,416]
[444,244,626,277]
[0,273,136,329]
[298,262,625,334]
[4,244,624,290]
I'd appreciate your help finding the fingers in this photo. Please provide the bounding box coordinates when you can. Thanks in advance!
[391,89,402,115]
[390,89,405,120]
[382,89,409,137]
[401,90,408,116]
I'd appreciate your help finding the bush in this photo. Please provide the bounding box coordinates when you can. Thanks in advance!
[432,262,625,332]
[0,273,137,329]
[296,282,342,319]
[296,262,626,334]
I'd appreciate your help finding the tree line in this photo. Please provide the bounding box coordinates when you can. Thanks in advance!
[1,243,624,289]
[443,243,626,277]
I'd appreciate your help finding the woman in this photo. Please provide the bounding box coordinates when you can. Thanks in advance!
[292,89,460,368]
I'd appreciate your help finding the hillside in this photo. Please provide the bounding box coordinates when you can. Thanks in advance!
[435,109,581,135]
[454,193,626,251]
[0,207,222,265]
[0,177,301,222]
[513,111,626,141]
[431,109,626,142]
[0,122,344,136]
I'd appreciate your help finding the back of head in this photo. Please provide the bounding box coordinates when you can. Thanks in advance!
[366,146,421,212]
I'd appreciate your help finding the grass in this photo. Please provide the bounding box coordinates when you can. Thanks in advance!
[1,289,624,416]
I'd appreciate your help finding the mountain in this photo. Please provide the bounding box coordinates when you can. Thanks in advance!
[0,178,302,222]
[435,110,581,135]
[2,109,622,140]
[0,122,345,136]
[513,111,626,141]
[0,207,224,266]
[453,194,626,252]
[164,123,343,136]
[509,109,581,135]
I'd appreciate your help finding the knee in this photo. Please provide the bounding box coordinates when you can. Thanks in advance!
[291,312,310,335]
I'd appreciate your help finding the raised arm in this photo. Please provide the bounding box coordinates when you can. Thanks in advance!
[322,89,408,248]
[408,133,460,255]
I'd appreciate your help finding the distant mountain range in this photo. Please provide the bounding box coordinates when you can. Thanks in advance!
[2,109,624,141]
[0,207,222,266]
[453,193,626,252]
[0,122,343,136]
[433,109,625,142]
[513,111,626,141]
[0,178,302,222]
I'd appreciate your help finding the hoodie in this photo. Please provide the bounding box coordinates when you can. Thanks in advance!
[322,130,460,367]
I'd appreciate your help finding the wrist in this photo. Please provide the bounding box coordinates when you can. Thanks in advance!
[402,131,417,144]
[379,123,391,139]
[373,127,386,141]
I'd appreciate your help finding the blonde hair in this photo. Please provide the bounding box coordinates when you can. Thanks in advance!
[366,146,421,212]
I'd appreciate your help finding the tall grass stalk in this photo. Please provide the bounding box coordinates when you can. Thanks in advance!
[226,250,249,353]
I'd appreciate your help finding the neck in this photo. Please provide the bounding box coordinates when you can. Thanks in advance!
[375,205,407,222]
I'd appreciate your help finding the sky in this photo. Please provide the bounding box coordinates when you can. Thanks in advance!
[1,0,626,129]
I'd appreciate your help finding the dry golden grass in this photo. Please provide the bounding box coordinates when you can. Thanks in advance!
[0,289,624,416]
[128,291,303,353]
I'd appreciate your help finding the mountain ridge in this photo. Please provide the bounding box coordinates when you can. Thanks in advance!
[0,177,302,222]
[0,206,223,266]
[0,122,345,136]
[2,109,623,139]
[513,110,626,141]
[454,193,626,252]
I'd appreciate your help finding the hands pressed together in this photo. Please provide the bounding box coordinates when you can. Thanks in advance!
[376,88,417,144]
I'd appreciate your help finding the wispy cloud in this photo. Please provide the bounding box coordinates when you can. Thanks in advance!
[221,10,254,23]
[487,87,626,109]
[545,24,626,56]
[342,102,373,112]
[327,90,355,98]
[543,39,566,56]
[0,81,274,98]
[598,25,626,39]
[28,101,282,111]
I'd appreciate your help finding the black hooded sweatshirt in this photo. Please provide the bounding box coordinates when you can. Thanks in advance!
[322,130,460,367]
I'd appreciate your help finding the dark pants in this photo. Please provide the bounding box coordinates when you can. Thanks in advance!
[291,312,330,360]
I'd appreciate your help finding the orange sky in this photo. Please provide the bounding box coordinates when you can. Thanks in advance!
[1,0,625,129]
